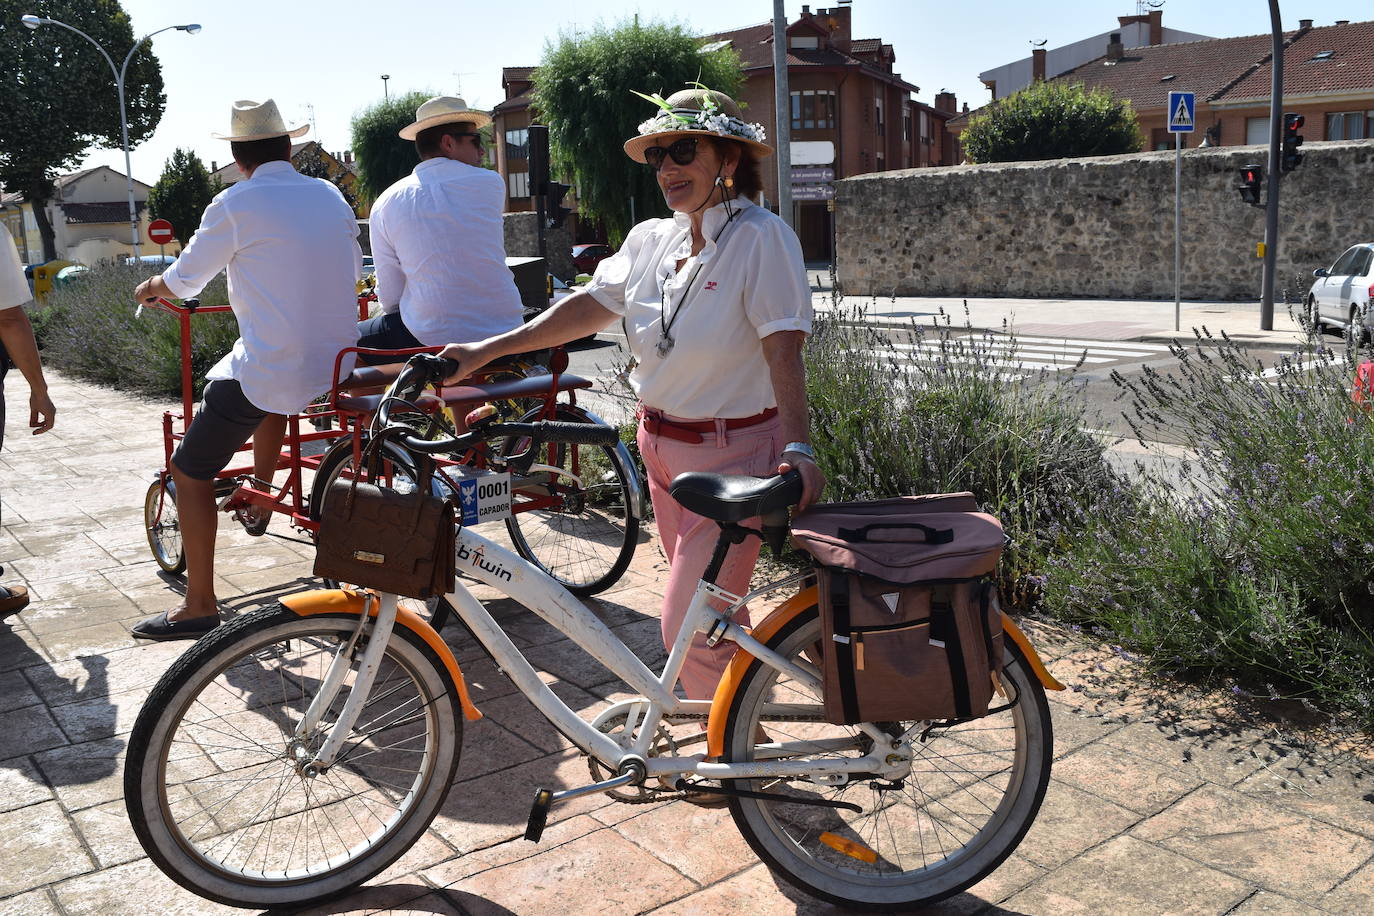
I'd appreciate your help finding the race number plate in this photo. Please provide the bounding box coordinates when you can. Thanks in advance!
[449,468,512,525]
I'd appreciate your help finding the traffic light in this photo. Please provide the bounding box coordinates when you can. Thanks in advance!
[1281,113,1305,172]
[1237,164,1264,207]
[545,181,573,229]
[527,124,550,197]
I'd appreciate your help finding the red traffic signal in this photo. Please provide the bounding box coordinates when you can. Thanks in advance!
[1282,113,1305,172]
[1237,164,1264,206]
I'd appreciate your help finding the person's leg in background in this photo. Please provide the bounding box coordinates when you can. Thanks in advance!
[355,312,422,366]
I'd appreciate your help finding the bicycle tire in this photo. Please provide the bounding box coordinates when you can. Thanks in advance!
[721,606,1052,911]
[124,605,462,909]
[144,476,186,575]
[500,405,640,596]
[309,438,456,631]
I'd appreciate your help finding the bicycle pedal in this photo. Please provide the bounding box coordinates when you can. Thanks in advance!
[524,788,553,843]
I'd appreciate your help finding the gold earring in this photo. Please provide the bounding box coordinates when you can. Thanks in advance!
[723,176,735,189]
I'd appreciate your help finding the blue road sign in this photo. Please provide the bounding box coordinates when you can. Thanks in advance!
[1168,91,1196,133]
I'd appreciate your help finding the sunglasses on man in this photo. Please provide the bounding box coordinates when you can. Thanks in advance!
[643,137,699,170]
[451,132,485,149]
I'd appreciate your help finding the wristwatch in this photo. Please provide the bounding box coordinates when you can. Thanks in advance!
[781,441,817,463]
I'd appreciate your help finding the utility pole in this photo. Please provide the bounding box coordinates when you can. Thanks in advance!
[1260,0,1284,331]
[772,0,793,229]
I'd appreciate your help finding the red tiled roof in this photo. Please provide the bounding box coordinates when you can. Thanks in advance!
[63,201,145,224]
[1218,20,1374,101]
[1051,31,1280,110]
[850,38,881,54]
[704,22,773,70]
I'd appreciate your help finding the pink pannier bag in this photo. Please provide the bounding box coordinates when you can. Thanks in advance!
[790,494,1007,725]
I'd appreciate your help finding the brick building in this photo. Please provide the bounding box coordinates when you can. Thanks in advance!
[489,5,958,261]
[950,18,1374,157]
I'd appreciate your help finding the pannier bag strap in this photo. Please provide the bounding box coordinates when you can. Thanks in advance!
[941,595,972,719]
[837,522,954,544]
[830,574,862,724]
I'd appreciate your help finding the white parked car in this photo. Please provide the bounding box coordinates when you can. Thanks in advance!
[1309,243,1374,338]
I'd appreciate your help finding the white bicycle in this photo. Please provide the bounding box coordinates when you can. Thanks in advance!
[123,354,1062,911]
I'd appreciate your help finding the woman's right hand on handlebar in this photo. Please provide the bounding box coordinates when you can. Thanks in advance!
[437,341,493,386]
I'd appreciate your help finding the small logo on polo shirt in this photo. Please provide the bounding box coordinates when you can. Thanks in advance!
[704,281,718,291]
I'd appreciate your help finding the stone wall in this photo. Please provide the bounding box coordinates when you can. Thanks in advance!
[503,212,574,281]
[836,141,1374,301]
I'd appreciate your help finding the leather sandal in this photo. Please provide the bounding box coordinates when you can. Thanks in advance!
[0,584,30,619]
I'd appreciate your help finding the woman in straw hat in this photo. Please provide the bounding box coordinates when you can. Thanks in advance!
[441,86,823,702]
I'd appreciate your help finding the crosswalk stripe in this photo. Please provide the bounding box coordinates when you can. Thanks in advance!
[991,335,1172,353]
[889,341,1119,364]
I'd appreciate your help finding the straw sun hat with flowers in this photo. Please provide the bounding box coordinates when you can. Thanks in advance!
[622,86,771,163]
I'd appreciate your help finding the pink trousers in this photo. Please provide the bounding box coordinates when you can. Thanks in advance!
[637,412,784,699]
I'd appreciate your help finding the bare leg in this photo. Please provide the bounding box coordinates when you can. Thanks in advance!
[169,465,220,620]
[252,413,288,490]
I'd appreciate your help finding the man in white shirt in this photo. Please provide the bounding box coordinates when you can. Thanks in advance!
[0,230,56,620]
[358,96,522,360]
[133,99,361,640]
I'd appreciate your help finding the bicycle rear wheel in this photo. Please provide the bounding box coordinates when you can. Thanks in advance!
[144,476,186,575]
[124,606,462,909]
[721,606,1052,910]
[501,405,640,596]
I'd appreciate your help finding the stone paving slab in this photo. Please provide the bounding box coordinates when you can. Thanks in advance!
[3,368,1374,915]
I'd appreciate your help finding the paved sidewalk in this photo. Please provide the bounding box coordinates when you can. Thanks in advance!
[2,368,1373,915]
[806,268,1309,347]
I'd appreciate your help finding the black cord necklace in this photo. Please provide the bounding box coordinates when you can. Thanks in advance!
[656,194,739,358]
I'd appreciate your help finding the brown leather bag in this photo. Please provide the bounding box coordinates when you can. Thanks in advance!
[312,442,456,600]
[790,494,1007,725]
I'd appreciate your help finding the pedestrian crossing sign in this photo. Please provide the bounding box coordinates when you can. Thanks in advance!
[1168,91,1195,133]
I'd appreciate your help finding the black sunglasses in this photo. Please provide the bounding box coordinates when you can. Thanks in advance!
[451,132,485,148]
[644,137,698,170]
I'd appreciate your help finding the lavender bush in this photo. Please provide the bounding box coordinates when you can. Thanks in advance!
[1047,318,1374,725]
[34,264,236,399]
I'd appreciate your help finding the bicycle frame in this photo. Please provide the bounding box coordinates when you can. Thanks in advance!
[306,525,907,783]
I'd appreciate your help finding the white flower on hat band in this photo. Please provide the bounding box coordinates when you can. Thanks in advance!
[635,109,766,143]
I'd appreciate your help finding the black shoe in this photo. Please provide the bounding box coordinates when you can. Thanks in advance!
[131,610,221,641]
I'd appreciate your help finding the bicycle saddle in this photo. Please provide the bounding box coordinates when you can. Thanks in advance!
[668,471,802,522]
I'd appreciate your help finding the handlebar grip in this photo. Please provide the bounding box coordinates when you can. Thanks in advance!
[536,421,620,446]
[438,356,460,380]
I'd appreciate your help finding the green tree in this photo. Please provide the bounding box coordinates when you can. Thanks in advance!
[349,91,431,203]
[534,21,743,245]
[146,147,214,248]
[960,80,1144,164]
[0,0,166,261]
[294,143,361,211]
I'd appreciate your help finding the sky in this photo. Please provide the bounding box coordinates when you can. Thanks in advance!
[47,0,1366,185]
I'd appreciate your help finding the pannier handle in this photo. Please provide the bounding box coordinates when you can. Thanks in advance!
[837,522,954,544]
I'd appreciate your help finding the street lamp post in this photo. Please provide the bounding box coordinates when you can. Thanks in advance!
[381,74,391,100]
[21,14,200,261]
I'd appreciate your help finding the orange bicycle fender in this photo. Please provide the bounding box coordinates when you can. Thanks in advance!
[703,590,1063,759]
[1001,614,1065,691]
[706,585,818,760]
[280,589,482,722]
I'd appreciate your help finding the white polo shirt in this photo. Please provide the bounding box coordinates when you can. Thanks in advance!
[370,157,524,345]
[162,161,362,415]
[585,196,811,419]
[1,231,31,310]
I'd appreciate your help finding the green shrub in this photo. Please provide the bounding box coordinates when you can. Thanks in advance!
[1046,323,1374,725]
[35,263,237,400]
[804,307,1130,601]
[961,80,1144,163]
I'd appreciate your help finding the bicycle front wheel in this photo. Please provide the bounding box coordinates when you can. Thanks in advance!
[721,606,1052,911]
[501,406,640,595]
[124,606,462,909]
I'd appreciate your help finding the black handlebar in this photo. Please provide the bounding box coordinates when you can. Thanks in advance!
[374,352,618,457]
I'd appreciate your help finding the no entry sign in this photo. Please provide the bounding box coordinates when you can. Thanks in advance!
[147,218,174,245]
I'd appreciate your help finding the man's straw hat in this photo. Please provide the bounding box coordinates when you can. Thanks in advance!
[398,97,492,141]
[210,99,309,142]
